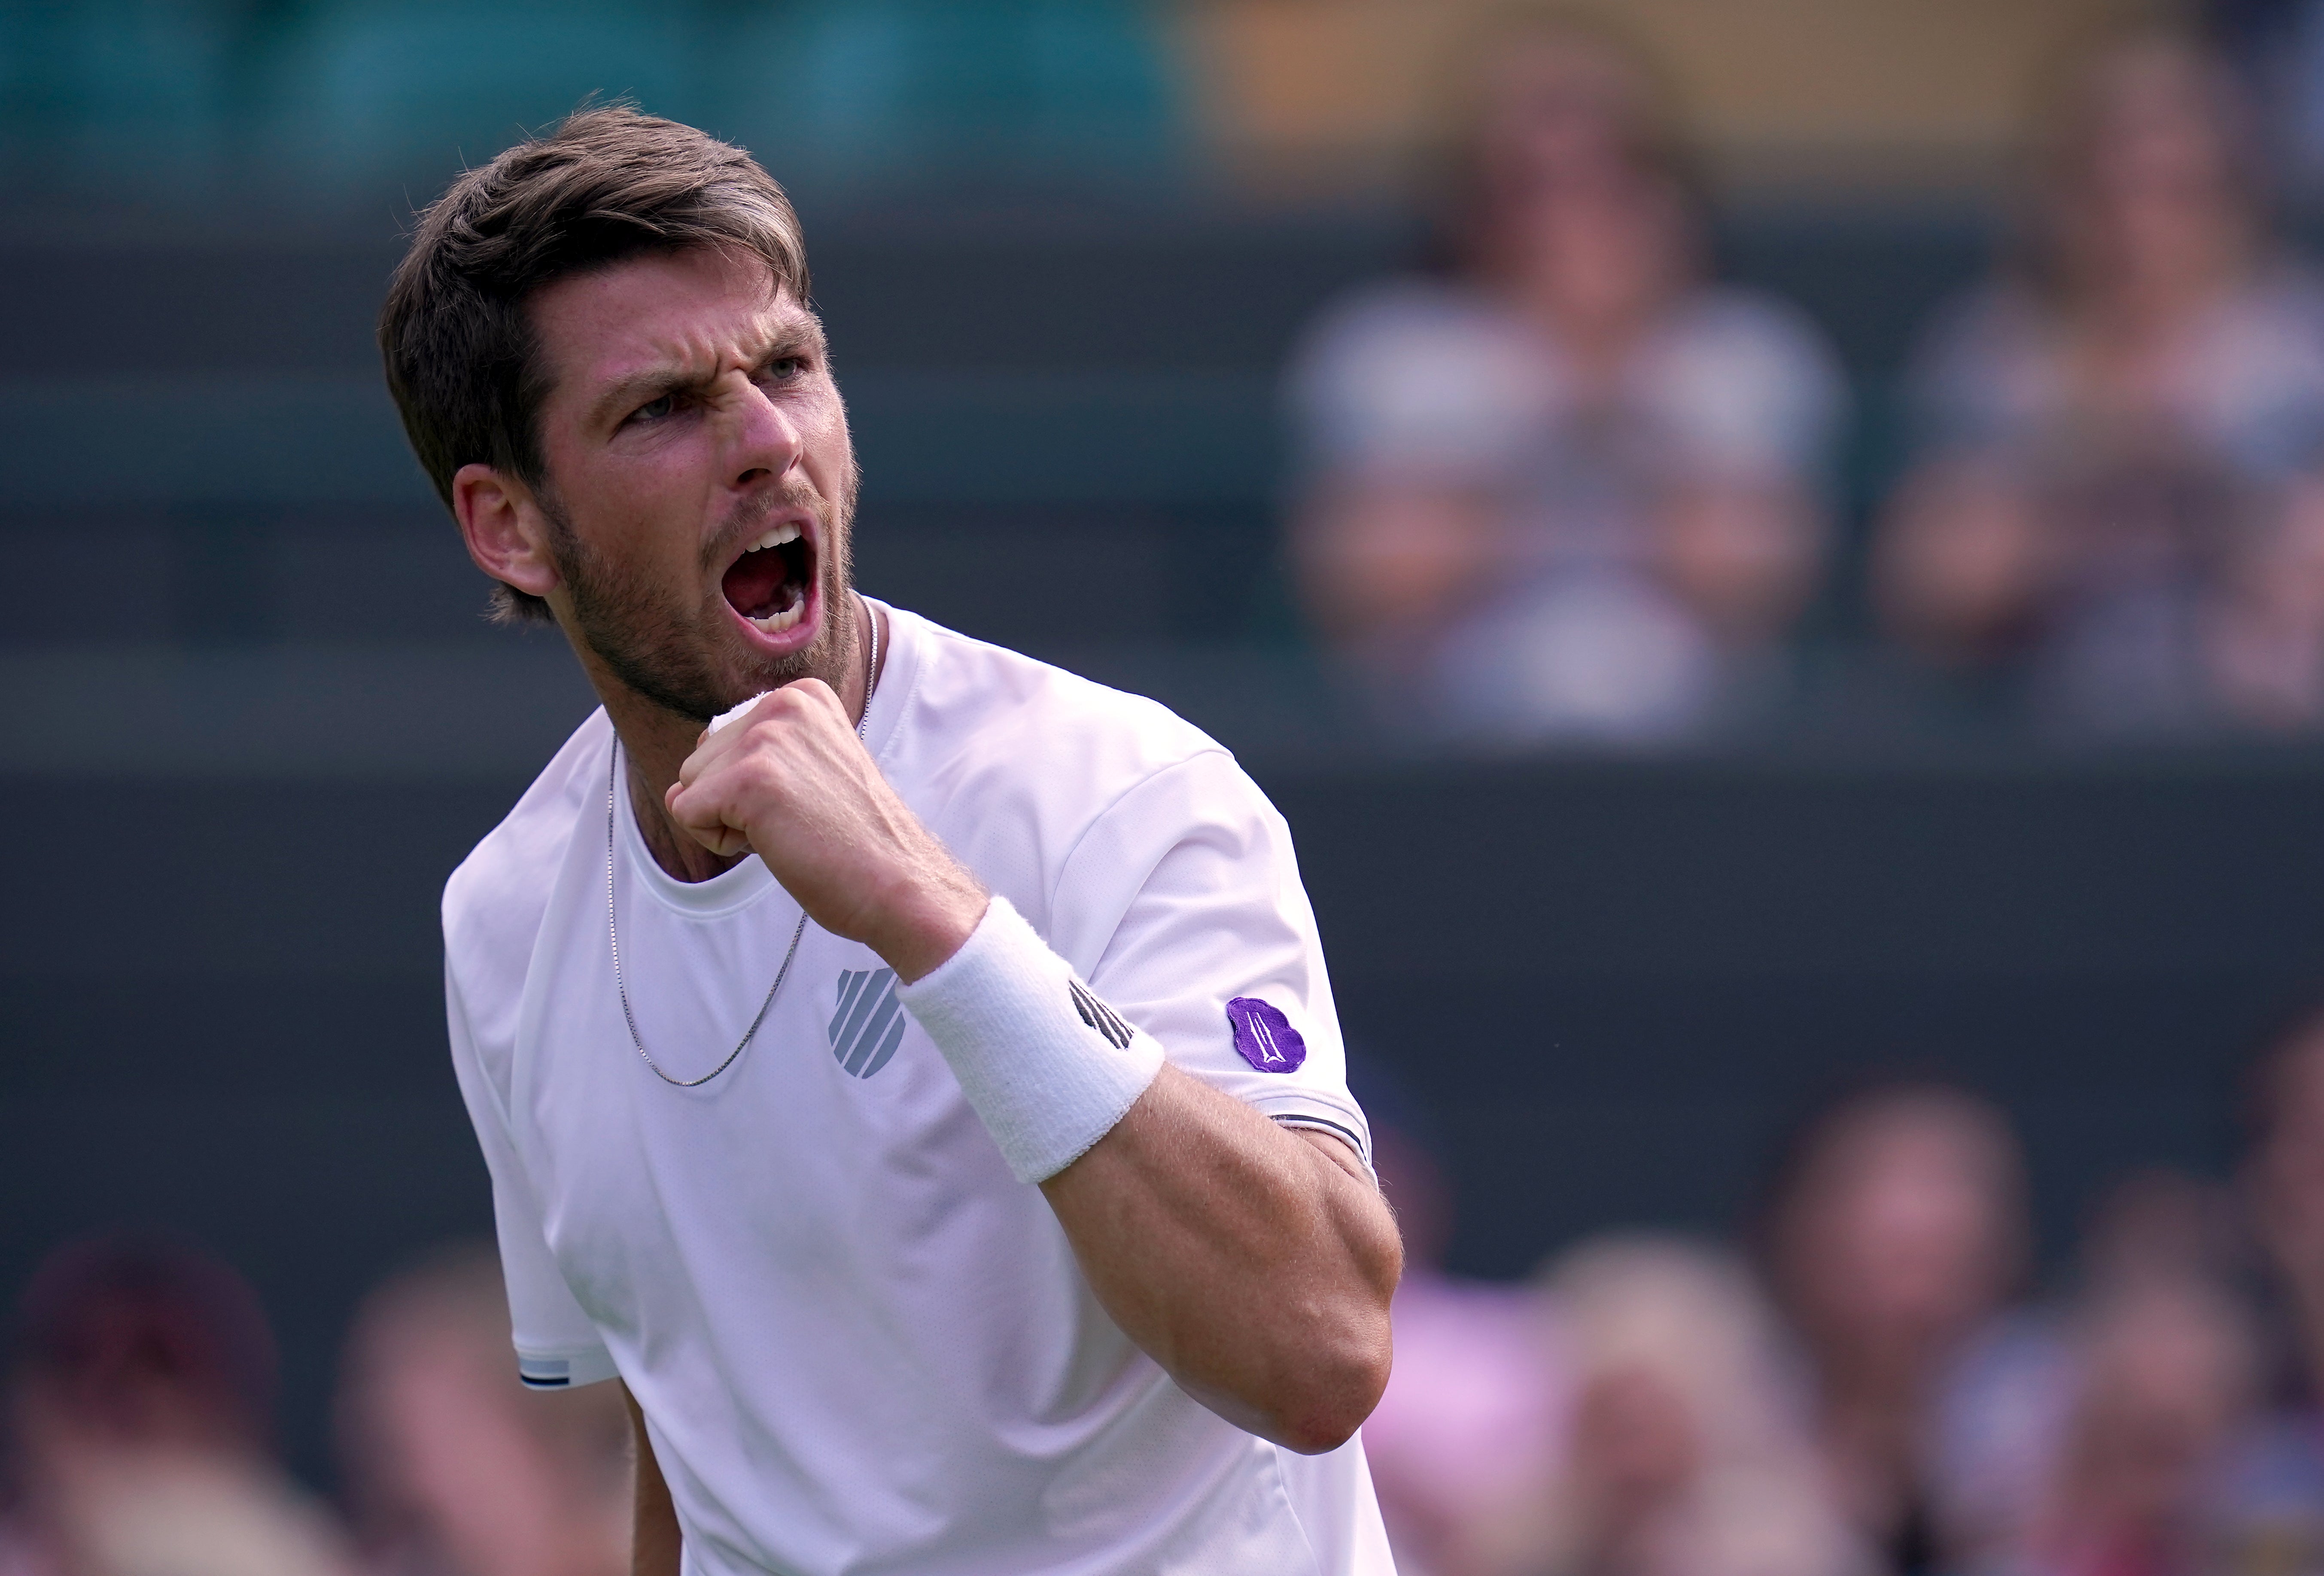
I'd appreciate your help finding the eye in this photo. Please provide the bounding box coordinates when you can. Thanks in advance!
[630,392,677,425]
[763,356,807,383]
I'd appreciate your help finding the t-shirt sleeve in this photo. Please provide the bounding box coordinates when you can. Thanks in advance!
[444,960,620,1390]
[1045,751,1372,1172]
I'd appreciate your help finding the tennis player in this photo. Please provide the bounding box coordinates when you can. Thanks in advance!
[383,107,1402,1575]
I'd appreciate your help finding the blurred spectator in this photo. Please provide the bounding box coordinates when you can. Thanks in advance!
[1361,1123,1568,1576]
[1475,1236,1874,1576]
[1933,1171,2259,1576]
[1922,1171,2243,1575]
[0,1235,356,1576]
[2212,1006,2324,1572]
[1284,8,1845,748]
[1758,1083,2033,1573]
[335,1243,629,1576]
[1947,1172,2260,1576]
[1876,28,2324,736]
[2016,1271,2260,1576]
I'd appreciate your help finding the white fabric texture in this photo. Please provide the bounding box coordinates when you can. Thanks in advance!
[440,601,1390,1576]
[895,895,1165,1184]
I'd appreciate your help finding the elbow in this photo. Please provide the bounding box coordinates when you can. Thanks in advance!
[1270,1356,1390,1456]
[1265,1308,1394,1456]
[1269,1204,1402,1454]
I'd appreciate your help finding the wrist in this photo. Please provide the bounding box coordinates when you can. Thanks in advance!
[869,868,989,984]
[895,896,1165,1184]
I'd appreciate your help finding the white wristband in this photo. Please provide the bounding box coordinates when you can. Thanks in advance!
[895,896,1165,1184]
[709,692,768,735]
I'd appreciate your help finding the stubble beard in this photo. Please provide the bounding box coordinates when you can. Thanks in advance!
[542,473,859,726]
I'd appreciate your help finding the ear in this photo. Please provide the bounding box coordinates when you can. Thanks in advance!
[452,462,562,603]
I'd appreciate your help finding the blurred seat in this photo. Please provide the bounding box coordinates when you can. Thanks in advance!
[261,1,688,189]
[0,1,233,200]
[721,0,1183,182]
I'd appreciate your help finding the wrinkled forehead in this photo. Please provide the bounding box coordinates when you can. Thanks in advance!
[528,246,814,404]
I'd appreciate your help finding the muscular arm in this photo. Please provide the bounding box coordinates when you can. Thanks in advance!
[625,1383,681,1576]
[665,677,1404,1454]
[1043,1067,1400,1451]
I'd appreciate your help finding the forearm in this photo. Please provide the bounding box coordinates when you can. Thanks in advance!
[625,1384,682,1576]
[1040,1065,1401,1453]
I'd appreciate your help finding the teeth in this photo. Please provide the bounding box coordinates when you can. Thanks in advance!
[750,601,805,635]
[747,523,802,553]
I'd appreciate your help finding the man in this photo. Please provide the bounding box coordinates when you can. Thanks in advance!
[383,107,1402,1575]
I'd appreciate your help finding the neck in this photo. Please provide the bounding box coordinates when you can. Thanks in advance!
[580,594,879,884]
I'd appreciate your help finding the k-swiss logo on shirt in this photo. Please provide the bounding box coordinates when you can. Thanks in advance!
[1069,980,1135,1050]
[828,968,906,1079]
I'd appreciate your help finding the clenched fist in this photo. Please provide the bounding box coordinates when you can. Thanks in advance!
[664,679,987,982]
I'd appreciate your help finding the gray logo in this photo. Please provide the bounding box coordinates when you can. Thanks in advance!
[1070,980,1135,1050]
[828,968,906,1079]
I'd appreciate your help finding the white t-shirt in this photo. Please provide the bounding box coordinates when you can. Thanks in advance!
[442,602,1393,1576]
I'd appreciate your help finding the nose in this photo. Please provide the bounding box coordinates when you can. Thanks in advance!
[723,374,802,492]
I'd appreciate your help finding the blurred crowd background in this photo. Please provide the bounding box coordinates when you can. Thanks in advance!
[20,1,2324,1573]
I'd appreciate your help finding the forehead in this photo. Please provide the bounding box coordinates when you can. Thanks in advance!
[528,247,808,400]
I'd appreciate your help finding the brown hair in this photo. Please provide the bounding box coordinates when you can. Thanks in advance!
[380,105,809,623]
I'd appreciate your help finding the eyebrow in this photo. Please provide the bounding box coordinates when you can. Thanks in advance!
[584,314,829,433]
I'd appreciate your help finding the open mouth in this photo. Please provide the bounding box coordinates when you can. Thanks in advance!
[720,521,815,635]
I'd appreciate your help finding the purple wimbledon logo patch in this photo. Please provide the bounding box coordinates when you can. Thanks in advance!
[1226,997,1306,1073]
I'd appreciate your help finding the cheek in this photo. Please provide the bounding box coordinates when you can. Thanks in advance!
[566,455,720,579]
[800,399,856,487]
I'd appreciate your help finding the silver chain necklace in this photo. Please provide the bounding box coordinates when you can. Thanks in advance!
[605,599,880,1088]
